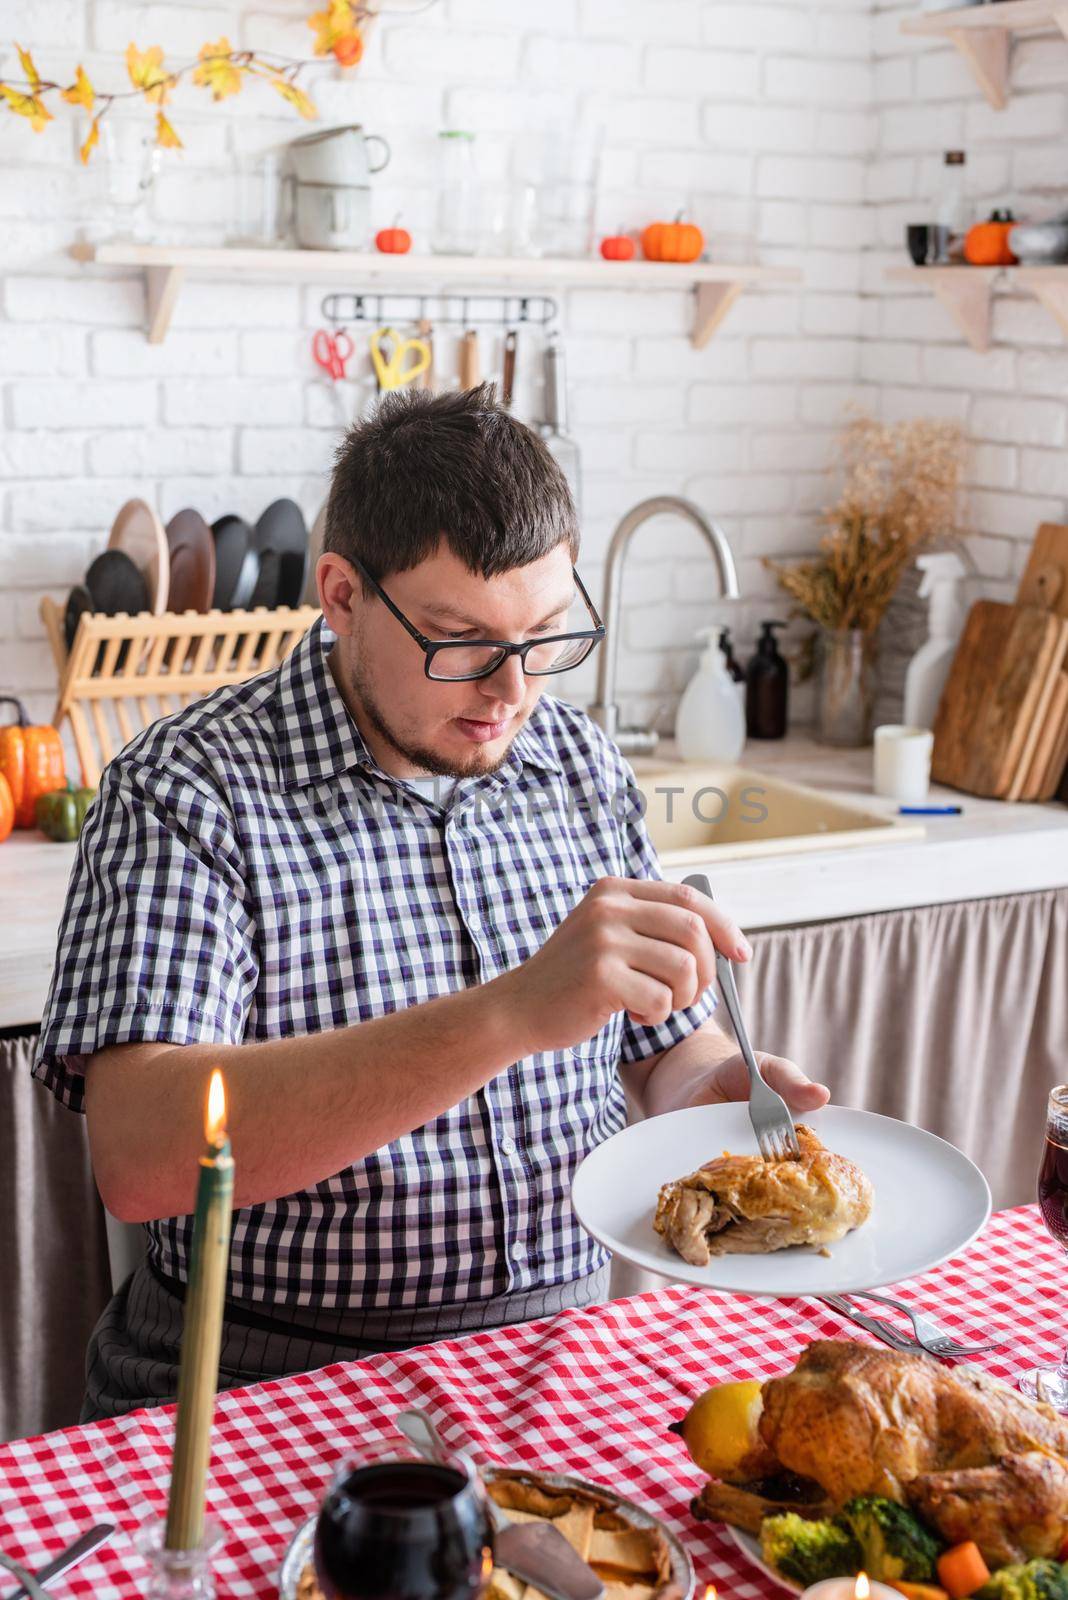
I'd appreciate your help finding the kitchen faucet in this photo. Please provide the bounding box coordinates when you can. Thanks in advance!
[588,495,741,755]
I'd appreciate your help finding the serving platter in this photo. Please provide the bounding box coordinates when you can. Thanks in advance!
[279,1466,696,1600]
[728,1526,800,1594]
[571,1104,991,1299]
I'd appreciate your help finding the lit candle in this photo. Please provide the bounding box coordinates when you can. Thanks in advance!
[802,1572,902,1600]
[165,1069,234,1553]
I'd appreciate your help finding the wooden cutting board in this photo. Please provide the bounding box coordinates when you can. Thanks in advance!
[1017,521,1068,617]
[931,600,1068,797]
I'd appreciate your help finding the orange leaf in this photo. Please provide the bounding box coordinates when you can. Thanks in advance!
[155,111,183,149]
[270,78,317,119]
[126,42,170,105]
[192,37,243,101]
[16,44,40,89]
[61,64,95,110]
[79,112,101,165]
[0,84,52,131]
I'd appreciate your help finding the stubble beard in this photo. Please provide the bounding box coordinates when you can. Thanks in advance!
[344,654,524,779]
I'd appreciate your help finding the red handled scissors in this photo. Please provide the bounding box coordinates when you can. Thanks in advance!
[312,329,354,380]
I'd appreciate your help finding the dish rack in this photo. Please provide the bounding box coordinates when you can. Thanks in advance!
[39,599,320,787]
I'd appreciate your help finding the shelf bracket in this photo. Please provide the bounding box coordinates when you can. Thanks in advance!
[692,280,745,349]
[930,272,993,352]
[146,264,184,344]
[947,24,1010,109]
[1019,272,1068,340]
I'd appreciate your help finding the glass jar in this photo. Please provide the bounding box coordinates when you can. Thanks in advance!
[432,130,480,256]
[815,627,877,747]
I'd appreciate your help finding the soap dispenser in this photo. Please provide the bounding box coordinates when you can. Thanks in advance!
[719,627,745,685]
[903,551,968,729]
[675,628,747,763]
[745,620,789,740]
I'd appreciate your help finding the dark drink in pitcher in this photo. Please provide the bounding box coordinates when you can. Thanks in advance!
[314,1452,492,1600]
[1020,1087,1068,1409]
[1039,1131,1068,1248]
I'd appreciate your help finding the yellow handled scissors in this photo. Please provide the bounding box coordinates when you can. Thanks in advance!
[370,327,432,392]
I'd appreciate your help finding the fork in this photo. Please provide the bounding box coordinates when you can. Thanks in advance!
[847,1289,1008,1358]
[682,873,800,1163]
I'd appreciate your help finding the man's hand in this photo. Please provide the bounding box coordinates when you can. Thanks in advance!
[689,1049,829,1114]
[500,876,751,1056]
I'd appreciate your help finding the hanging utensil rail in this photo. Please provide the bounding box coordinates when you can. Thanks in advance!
[320,291,558,329]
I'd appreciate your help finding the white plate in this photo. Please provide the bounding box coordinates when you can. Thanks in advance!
[571,1104,991,1298]
[728,1525,801,1594]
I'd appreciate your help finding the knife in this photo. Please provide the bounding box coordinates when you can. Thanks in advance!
[2,1523,116,1600]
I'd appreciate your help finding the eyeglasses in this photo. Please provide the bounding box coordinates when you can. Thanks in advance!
[352,557,606,682]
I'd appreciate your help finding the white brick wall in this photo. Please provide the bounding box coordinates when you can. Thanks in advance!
[17,0,1051,740]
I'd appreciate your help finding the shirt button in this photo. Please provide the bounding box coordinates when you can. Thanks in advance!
[512,1242,526,1260]
[500,1136,517,1156]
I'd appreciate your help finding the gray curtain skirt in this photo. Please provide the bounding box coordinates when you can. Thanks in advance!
[81,1261,611,1422]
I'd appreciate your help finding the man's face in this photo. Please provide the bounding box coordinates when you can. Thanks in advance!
[321,540,577,779]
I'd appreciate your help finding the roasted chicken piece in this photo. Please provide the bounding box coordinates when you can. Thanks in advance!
[908,1450,1068,1569]
[757,1341,1068,1506]
[692,1476,833,1536]
[654,1126,873,1266]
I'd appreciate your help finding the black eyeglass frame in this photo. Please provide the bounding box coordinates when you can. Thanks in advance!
[352,556,606,682]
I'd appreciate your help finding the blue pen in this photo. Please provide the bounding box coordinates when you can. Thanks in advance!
[898,804,962,815]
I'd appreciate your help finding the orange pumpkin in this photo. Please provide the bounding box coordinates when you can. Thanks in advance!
[600,233,636,261]
[964,209,1016,267]
[0,696,66,829]
[0,773,13,844]
[375,220,412,255]
[641,214,704,263]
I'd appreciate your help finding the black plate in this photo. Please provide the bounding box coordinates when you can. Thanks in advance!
[64,584,94,652]
[86,549,150,617]
[255,499,309,609]
[212,514,255,610]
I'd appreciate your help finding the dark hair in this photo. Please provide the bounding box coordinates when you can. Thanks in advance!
[324,382,579,580]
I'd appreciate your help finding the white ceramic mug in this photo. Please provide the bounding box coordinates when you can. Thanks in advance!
[288,124,390,186]
[873,724,935,803]
[294,181,371,250]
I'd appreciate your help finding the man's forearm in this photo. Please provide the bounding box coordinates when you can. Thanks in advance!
[87,970,536,1223]
[639,1019,737,1118]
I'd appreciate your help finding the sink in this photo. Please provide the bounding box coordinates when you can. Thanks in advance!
[630,760,926,866]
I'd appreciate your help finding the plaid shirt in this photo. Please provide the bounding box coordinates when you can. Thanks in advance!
[34,619,717,1313]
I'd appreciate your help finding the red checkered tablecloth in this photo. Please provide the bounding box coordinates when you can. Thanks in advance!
[0,1205,1056,1600]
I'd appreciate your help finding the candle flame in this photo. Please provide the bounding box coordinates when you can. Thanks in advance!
[855,1574,870,1600]
[704,1587,717,1600]
[205,1069,227,1145]
[481,1547,494,1582]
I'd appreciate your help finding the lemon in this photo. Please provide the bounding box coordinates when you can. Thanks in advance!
[675,1379,765,1478]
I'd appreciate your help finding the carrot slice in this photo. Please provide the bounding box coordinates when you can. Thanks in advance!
[937,1542,991,1600]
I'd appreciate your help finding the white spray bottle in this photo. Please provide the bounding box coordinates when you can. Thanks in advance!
[675,627,747,763]
[902,551,969,730]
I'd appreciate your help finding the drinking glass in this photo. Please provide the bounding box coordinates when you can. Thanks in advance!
[313,1440,493,1600]
[97,119,162,240]
[1019,1085,1068,1408]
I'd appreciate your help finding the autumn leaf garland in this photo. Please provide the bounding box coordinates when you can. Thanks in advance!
[0,0,379,160]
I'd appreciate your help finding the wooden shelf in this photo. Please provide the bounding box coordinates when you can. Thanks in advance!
[902,0,1068,109]
[70,241,801,349]
[886,263,1068,350]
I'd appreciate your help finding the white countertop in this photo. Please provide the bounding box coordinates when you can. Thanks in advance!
[2,733,1066,1031]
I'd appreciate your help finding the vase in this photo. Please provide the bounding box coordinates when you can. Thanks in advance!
[815,627,876,747]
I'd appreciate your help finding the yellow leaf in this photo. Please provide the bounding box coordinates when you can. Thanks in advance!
[155,111,183,149]
[309,0,357,56]
[0,83,52,132]
[271,78,317,119]
[16,44,40,89]
[192,37,243,101]
[61,64,95,110]
[126,42,170,105]
[79,112,101,165]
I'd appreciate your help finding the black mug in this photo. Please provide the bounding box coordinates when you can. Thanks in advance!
[907,223,932,265]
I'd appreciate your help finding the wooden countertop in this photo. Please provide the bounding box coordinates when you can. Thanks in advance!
[3,734,1067,1030]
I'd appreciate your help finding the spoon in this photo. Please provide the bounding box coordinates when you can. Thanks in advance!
[395,1409,604,1600]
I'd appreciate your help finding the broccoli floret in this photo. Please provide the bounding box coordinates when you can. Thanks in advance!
[978,1560,1068,1600]
[839,1496,941,1583]
[761,1513,862,1586]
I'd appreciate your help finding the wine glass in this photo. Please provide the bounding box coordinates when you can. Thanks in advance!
[1019,1085,1068,1408]
[313,1440,493,1600]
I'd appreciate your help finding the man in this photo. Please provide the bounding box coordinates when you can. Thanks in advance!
[35,384,826,1419]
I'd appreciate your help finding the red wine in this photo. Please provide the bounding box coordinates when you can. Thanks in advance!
[314,1461,492,1600]
[1039,1136,1068,1247]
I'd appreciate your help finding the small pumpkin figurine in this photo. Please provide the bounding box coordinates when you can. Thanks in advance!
[36,782,97,843]
[600,231,636,261]
[375,217,412,255]
[964,209,1017,267]
[0,697,66,829]
[0,774,13,845]
[641,213,705,264]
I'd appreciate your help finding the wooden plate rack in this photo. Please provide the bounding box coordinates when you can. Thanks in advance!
[40,599,320,787]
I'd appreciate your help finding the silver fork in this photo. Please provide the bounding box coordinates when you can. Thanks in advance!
[848,1289,1008,1358]
[683,873,800,1163]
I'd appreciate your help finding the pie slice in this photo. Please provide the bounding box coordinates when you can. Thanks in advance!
[654,1124,873,1265]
